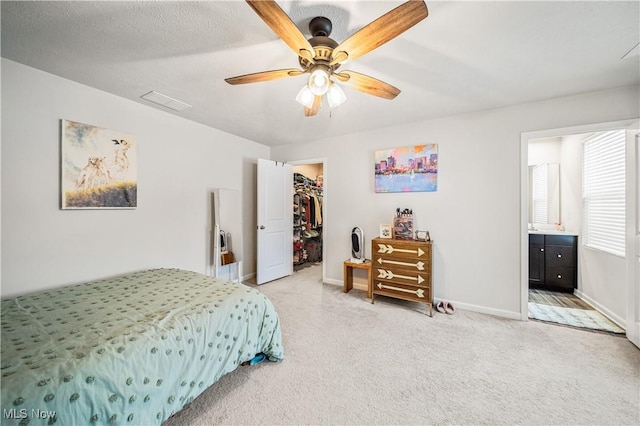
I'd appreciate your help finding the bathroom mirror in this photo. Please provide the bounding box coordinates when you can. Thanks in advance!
[528,163,560,225]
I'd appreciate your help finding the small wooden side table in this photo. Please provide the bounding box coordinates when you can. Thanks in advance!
[343,259,373,299]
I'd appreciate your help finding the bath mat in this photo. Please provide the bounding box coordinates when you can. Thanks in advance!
[528,302,625,334]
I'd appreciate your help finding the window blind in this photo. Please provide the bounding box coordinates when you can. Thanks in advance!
[532,163,548,223]
[582,130,625,257]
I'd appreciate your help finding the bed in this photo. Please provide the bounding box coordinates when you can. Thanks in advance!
[0,268,284,425]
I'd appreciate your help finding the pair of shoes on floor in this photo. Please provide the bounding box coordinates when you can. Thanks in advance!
[435,300,455,315]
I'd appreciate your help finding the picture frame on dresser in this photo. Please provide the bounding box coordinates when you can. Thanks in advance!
[379,224,392,238]
[415,230,430,241]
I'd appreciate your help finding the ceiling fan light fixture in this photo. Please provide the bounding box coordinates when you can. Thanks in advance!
[226,1,430,116]
[326,81,347,108]
[295,85,315,108]
[308,67,331,96]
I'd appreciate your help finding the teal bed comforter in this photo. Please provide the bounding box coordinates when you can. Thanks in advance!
[0,268,283,425]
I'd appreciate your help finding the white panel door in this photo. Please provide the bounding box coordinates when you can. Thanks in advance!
[256,159,293,285]
[626,130,640,348]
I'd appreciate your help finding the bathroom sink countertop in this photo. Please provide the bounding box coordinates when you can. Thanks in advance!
[528,229,579,236]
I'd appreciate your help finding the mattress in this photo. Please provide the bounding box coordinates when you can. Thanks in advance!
[0,268,284,425]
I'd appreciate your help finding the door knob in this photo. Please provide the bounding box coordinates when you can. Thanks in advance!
[258,225,265,230]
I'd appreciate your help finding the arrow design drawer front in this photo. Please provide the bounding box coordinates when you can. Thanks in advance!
[373,280,432,303]
[374,256,427,272]
[376,241,431,260]
[376,268,429,286]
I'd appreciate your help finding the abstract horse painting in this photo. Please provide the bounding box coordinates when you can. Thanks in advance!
[61,119,137,209]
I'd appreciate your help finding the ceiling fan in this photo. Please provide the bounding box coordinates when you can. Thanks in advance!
[225,0,429,117]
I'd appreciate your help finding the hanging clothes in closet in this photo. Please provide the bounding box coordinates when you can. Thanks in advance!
[293,173,323,266]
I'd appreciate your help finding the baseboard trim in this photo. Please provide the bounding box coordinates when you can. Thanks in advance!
[331,276,521,320]
[443,300,522,320]
[574,289,626,330]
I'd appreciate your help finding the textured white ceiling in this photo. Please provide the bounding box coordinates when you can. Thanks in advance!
[2,1,639,146]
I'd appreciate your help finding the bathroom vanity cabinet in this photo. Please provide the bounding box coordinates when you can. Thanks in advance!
[529,233,578,293]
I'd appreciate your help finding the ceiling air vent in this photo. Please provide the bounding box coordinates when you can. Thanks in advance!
[140,91,191,112]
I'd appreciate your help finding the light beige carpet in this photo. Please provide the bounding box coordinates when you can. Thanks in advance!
[164,265,639,425]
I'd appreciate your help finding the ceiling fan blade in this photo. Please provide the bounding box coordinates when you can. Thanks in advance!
[225,68,305,85]
[304,95,322,117]
[334,71,400,100]
[246,0,315,63]
[330,0,428,66]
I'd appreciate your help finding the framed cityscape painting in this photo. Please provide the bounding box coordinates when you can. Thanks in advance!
[374,144,438,193]
[61,119,137,209]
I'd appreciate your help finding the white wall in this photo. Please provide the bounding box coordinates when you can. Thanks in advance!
[272,85,640,318]
[1,59,269,297]
[528,138,561,166]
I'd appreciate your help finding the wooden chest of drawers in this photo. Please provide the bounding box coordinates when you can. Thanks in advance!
[371,237,433,316]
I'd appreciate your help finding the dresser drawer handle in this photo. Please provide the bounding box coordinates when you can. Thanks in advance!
[540,248,544,252]
[557,254,562,258]
[557,274,562,279]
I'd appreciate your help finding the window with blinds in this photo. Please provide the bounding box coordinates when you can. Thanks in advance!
[582,130,625,257]
[531,163,548,224]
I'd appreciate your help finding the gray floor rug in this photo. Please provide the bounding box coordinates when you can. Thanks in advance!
[528,302,625,334]
[528,289,625,334]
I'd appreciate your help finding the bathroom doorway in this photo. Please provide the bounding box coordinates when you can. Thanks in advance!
[520,119,639,343]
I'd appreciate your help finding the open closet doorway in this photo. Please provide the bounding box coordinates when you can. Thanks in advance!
[520,119,639,347]
[290,158,327,283]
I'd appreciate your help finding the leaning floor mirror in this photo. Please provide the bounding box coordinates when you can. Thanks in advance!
[210,188,243,282]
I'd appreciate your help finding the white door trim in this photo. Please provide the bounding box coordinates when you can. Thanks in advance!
[626,131,640,348]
